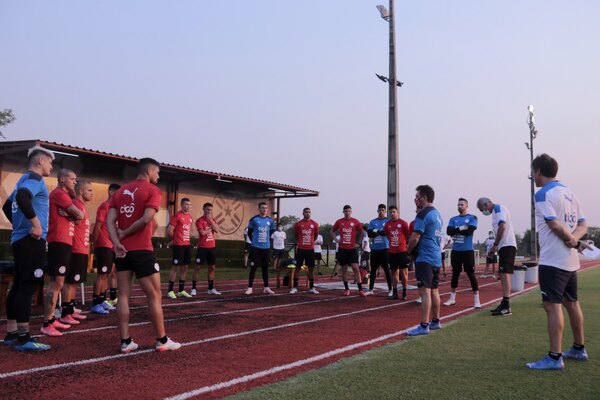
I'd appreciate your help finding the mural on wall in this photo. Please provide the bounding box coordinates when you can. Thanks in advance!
[212,190,244,236]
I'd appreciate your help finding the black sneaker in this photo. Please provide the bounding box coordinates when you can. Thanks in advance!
[490,303,504,313]
[492,307,512,316]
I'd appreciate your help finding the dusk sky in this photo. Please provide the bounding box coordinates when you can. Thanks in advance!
[2,0,599,244]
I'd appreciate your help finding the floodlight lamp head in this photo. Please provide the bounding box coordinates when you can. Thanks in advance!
[376,5,390,20]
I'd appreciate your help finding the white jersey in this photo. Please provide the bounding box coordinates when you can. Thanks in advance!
[361,232,371,253]
[334,235,340,252]
[485,238,496,254]
[535,181,585,271]
[271,231,286,250]
[314,234,323,253]
[491,204,517,249]
[243,227,252,244]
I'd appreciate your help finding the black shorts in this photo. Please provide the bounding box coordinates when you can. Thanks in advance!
[295,248,315,269]
[450,250,475,273]
[415,262,440,289]
[250,247,270,269]
[498,246,516,274]
[47,242,73,277]
[272,249,286,259]
[67,253,88,284]
[486,255,498,264]
[389,252,408,270]
[195,248,217,266]
[95,247,115,275]
[539,265,578,303]
[11,236,47,283]
[314,252,323,261]
[172,245,192,266]
[115,250,160,279]
[244,242,251,254]
[337,248,359,266]
[370,250,389,269]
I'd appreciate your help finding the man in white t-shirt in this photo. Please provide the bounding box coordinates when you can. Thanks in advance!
[314,234,324,275]
[271,223,286,272]
[477,197,517,316]
[525,154,589,370]
[483,231,497,278]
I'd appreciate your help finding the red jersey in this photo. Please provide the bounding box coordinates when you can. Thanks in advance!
[409,220,415,236]
[169,211,193,246]
[47,187,75,245]
[109,179,161,252]
[332,217,363,250]
[72,198,90,255]
[196,216,218,249]
[294,219,319,250]
[384,218,410,253]
[94,200,113,249]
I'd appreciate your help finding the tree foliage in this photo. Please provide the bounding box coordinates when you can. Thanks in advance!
[0,109,16,139]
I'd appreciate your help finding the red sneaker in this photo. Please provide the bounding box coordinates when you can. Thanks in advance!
[52,319,71,330]
[59,315,80,325]
[40,324,63,337]
[71,312,87,320]
[358,290,367,298]
[343,289,351,296]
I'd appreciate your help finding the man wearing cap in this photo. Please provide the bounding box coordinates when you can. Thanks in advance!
[2,145,54,351]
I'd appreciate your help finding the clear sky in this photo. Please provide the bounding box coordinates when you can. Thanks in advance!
[2,0,599,243]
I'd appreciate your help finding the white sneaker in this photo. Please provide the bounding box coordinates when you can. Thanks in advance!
[474,298,481,308]
[74,307,82,314]
[208,288,222,295]
[416,297,422,304]
[120,340,139,354]
[156,337,181,352]
[263,287,275,295]
[191,289,197,296]
[308,288,319,294]
[364,290,374,296]
[244,287,253,295]
[443,299,456,306]
[290,287,298,294]
[388,290,394,297]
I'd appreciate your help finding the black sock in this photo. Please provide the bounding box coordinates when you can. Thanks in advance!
[69,301,75,315]
[99,294,106,303]
[168,281,175,292]
[5,331,18,340]
[432,318,440,324]
[293,279,299,289]
[93,295,101,306]
[357,282,363,290]
[573,343,585,350]
[309,279,314,289]
[549,351,561,360]
[157,336,168,344]
[110,288,117,300]
[192,280,197,290]
[179,280,185,292]
[420,322,429,329]
[121,337,132,345]
[208,280,214,290]
[343,281,349,290]
[502,297,510,307]
[61,304,70,318]
[43,317,54,327]
[393,287,398,295]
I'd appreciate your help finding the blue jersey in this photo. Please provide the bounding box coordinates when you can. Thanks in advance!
[413,207,443,266]
[248,215,275,249]
[368,217,389,250]
[448,214,478,251]
[8,171,49,244]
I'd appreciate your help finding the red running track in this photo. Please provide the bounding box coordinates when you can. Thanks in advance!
[1,261,598,399]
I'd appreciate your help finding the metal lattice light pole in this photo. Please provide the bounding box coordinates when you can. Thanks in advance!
[376,1,400,212]
[525,105,538,260]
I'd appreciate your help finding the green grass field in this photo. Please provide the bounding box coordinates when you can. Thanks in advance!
[226,266,600,400]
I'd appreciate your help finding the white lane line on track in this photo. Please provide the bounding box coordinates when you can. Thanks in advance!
[162,287,539,400]
[0,281,516,380]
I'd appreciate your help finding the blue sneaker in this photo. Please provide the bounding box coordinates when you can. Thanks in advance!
[91,304,109,314]
[15,339,51,352]
[526,355,564,370]
[3,334,18,346]
[101,300,116,311]
[429,320,442,330]
[562,347,589,361]
[407,325,430,336]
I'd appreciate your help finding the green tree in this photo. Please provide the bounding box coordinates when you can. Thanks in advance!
[0,109,16,139]
[319,223,333,250]
[279,215,299,244]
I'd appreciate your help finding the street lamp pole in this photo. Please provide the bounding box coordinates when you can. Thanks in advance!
[526,105,538,260]
[377,0,399,211]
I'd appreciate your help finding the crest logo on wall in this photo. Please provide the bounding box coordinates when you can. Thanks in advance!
[213,190,244,235]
